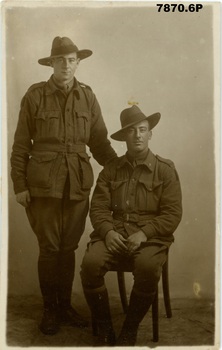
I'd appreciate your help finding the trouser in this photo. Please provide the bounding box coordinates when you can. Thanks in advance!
[26,196,89,308]
[81,240,168,295]
[81,240,168,341]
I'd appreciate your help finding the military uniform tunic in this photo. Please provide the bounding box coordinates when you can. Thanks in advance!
[11,75,116,199]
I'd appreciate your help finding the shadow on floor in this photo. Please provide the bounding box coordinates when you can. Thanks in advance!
[5,294,215,347]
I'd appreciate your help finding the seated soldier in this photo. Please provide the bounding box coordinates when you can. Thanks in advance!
[80,105,183,346]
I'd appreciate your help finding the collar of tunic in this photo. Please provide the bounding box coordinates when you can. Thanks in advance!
[45,75,81,98]
[117,149,157,172]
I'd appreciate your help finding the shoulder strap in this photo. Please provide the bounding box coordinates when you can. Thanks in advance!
[27,81,46,93]
[79,81,92,91]
[156,154,175,169]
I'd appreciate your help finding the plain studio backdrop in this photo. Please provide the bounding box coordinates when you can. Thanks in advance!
[4,2,219,307]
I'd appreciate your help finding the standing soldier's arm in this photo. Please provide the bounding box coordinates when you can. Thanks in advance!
[11,93,36,196]
[87,93,117,165]
[90,164,115,239]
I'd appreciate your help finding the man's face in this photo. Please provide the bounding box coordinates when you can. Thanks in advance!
[124,120,152,155]
[51,52,80,83]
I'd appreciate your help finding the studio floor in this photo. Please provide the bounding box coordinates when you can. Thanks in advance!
[5,294,215,348]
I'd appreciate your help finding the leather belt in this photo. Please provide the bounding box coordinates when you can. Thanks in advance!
[113,213,152,223]
[32,143,86,153]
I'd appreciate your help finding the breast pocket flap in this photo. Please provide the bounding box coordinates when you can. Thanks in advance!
[110,180,127,190]
[30,153,57,163]
[35,110,60,120]
[76,111,90,121]
[138,179,163,192]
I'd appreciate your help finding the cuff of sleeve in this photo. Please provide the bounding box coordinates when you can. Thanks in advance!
[141,224,157,240]
[98,223,114,240]
[14,183,28,195]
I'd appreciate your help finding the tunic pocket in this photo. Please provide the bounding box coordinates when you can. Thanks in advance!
[27,153,57,188]
[78,153,94,190]
[137,180,163,211]
[110,180,128,211]
[34,110,60,138]
[75,111,90,142]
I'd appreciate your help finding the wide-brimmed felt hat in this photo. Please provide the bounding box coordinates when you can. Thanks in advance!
[38,36,92,66]
[111,105,161,141]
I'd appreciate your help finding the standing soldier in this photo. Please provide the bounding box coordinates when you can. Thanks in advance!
[10,36,117,335]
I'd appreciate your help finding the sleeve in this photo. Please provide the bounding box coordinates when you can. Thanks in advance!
[10,93,36,194]
[87,93,117,166]
[89,164,115,239]
[141,164,183,239]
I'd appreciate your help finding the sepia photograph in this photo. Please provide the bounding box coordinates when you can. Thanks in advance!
[1,1,220,349]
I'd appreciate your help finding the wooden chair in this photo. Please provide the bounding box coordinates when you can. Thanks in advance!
[92,255,172,342]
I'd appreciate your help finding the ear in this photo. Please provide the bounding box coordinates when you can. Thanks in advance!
[49,59,54,68]
[148,130,152,140]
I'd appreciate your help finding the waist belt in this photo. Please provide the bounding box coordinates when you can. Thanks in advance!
[113,213,153,223]
[32,143,86,153]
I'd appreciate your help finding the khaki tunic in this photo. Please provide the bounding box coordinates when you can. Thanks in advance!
[11,76,116,200]
[90,150,182,246]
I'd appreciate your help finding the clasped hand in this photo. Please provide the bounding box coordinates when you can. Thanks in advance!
[105,229,147,255]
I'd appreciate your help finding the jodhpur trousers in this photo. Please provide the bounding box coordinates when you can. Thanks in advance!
[81,240,168,296]
[26,196,89,306]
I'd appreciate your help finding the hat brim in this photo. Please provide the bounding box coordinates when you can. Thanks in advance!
[38,49,93,66]
[111,113,161,141]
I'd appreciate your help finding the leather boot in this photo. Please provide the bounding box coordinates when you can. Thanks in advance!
[38,258,59,335]
[39,301,59,335]
[84,288,116,346]
[117,289,156,346]
[57,251,88,328]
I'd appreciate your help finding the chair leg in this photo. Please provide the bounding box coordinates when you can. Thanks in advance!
[162,258,172,318]
[117,271,128,313]
[152,288,159,342]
